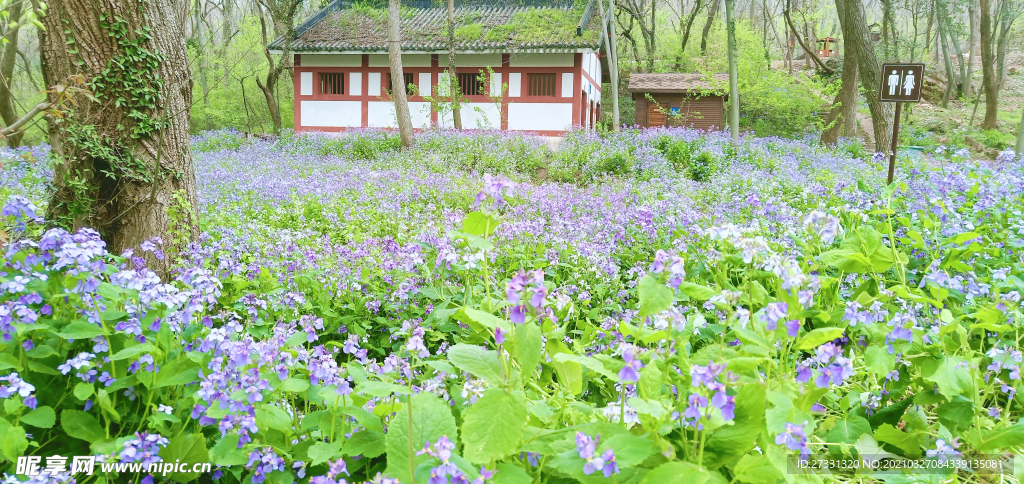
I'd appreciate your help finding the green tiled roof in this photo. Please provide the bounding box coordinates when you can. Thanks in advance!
[270,0,603,53]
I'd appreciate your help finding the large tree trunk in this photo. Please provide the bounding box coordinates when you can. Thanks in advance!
[700,0,719,55]
[965,0,976,99]
[448,0,462,129]
[937,4,955,107]
[40,0,199,274]
[820,1,859,146]
[1016,108,1023,155]
[979,0,998,129]
[725,0,740,143]
[607,0,621,130]
[0,0,24,147]
[678,0,704,63]
[389,0,415,148]
[785,0,833,73]
[840,0,893,150]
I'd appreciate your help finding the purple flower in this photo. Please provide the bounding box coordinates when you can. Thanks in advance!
[775,421,810,460]
[619,349,643,383]
[494,327,505,345]
[575,432,598,459]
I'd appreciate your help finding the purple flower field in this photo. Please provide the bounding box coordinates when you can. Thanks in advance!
[2,129,1024,484]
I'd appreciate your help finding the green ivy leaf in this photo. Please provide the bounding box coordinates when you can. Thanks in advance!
[511,322,543,374]
[385,392,458,484]
[20,406,55,428]
[343,429,386,458]
[61,409,105,442]
[461,388,527,464]
[158,433,209,483]
[639,461,709,484]
[448,344,505,386]
[638,276,674,318]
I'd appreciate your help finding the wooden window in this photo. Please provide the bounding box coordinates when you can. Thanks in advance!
[387,73,415,95]
[527,73,556,97]
[459,72,484,96]
[320,73,345,95]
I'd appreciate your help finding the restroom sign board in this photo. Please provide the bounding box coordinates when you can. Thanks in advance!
[879,63,925,102]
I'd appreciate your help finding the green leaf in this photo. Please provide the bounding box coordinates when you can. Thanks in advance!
[74,382,94,400]
[936,396,974,432]
[600,433,654,468]
[20,406,56,428]
[448,344,505,386]
[921,356,973,399]
[462,211,500,237]
[55,321,107,340]
[732,445,786,484]
[280,378,311,393]
[255,404,294,432]
[461,388,527,464]
[210,434,248,466]
[640,461,709,484]
[343,429,386,458]
[511,322,542,374]
[678,282,718,301]
[61,409,105,442]
[873,424,921,454]
[827,417,871,444]
[493,463,533,484]
[454,308,509,332]
[309,441,344,465]
[284,331,309,347]
[341,406,385,433]
[109,343,155,361]
[357,381,413,398]
[638,276,674,318]
[552,353,618,380]
[0,420,27,462]
[0,353,21,371]
[152,357,200,389]
[978,421,1024,452]
[385,392,458,484]
[702,384,766,469]
[159,433,209,483]
[795,327,845,350]
[864,346,895,376]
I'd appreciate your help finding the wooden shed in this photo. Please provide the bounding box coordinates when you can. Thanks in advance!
[627,73,728,130]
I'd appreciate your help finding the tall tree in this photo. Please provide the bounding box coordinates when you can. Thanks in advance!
[0,0,36,147]
[785,0,834,72]
[839,0,893,150]
[979,0,999,128]
[1016,108,1023,155]
[674,0,705,68]
[254,0,303,134]
[618,0,658,71]
[724,0,739,143]
[966,0,976,98]
[40,0,198,273]
[389,0,414,148]
[599,0,621,130]
[700,0,720,55]
[821,0,859,145]
[447,0,462,129]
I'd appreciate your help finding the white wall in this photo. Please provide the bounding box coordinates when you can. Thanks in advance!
[508,103,573,131]
[509,53,574,67]
[418,72,431,96]
[350,72,362,96]
[367,101,432,128]
[300,72,313,96]
[368,72,381,96]
[368,54,431,67]
[301,101,362,127]
[508,73,521,97]
[439,54,502,67]
[438,103,501,129]
[301,54,361,67]
[561,73,574,98]
[490,73,503,97]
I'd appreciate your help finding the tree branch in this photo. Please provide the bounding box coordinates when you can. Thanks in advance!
[0,101,51,137]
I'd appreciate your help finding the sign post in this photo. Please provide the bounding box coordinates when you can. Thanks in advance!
[878,63,924,184]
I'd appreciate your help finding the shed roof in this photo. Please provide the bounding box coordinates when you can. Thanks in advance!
[627,73,729,94]
[270,0,604,53]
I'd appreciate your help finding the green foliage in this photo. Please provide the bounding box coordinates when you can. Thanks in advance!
[454,23,484,41]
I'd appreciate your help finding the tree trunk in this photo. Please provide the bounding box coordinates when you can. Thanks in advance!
[840,0,893,150]
[944,11,966,97]
[923,7,934,58]
[448,0,462,129]
[937,5,955,107]
[965,0,976,99]
[40,0,199,275]
[601,0,621,130]
[1016,107,1023,155]
[646,0,656,72]
[680,0,704,57]
[700,0,719,55]
[389,0,415,148]
[0,0,24,147]
[222,0,234,50]
[821,0,859,145]
[785,0,833,73]
[979,0,998,129]
[725,0,740,143]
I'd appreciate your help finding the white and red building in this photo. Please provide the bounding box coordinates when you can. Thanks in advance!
[270,0,612,136]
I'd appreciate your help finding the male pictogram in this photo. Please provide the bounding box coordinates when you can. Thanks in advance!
[888,70,900,96]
